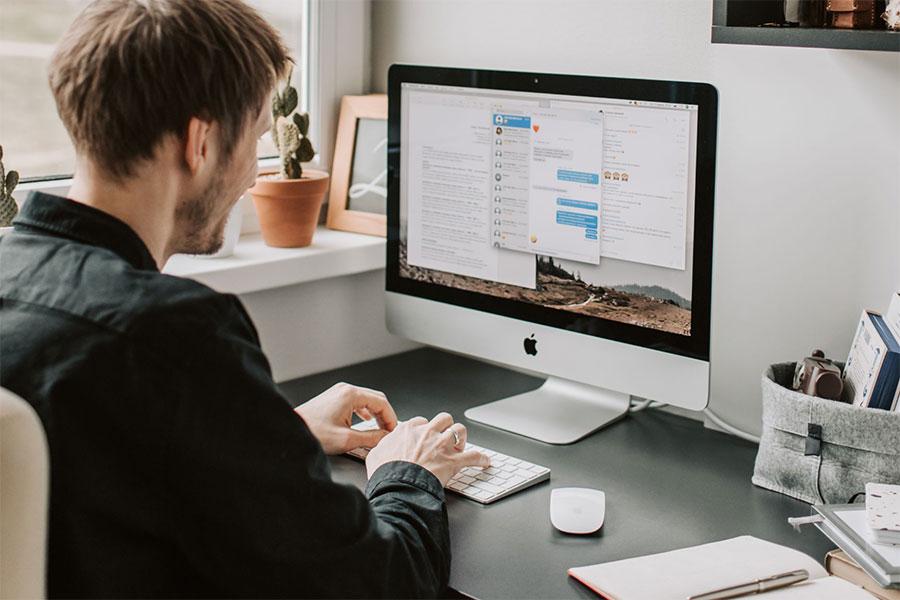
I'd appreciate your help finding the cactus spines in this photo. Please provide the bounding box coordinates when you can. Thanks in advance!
[271,67,315,180]
[0,145,20,227]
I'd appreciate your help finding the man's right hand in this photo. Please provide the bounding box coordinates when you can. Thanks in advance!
[365,412,491,487]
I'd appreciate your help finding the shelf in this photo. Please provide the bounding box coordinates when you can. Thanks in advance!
[712,24,900,51]
[163,227,386,295]
[711,0,900,51]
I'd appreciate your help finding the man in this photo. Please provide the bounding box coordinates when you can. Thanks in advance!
[0,1,489,597]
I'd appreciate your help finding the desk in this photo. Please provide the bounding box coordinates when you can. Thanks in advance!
[279,348,834,599]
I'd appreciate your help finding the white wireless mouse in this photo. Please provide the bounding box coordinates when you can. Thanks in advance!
[550,487,606,534]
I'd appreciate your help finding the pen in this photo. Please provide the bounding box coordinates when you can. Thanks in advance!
[687,569,809,600]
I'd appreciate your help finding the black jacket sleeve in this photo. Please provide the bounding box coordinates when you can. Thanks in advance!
[151,297,450,598]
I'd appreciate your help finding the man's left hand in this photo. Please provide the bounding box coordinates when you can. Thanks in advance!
[294,382,398,454]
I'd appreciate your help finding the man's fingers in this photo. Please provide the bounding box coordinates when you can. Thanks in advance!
[406,416,428,426]
[442,422,467,450]
[347,428,388,450]
[428,412,453,432]
[350,386,398,431]
[456,449,491,469]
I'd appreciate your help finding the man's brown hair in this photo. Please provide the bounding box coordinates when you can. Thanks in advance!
[49,0,291,179]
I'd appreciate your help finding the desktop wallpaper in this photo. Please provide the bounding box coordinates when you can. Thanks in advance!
[398,241,691,336]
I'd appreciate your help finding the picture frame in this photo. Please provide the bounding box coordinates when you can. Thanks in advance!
[326,94,387,237]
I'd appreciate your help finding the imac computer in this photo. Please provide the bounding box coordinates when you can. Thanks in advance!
[386,65,718,444]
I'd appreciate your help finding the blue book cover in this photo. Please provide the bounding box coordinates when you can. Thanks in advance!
[868,313,900,411]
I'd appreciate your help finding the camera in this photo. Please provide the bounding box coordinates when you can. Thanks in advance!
[792,349,843,401]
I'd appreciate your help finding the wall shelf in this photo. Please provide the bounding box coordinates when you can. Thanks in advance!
[712,24,899,51]
[712,0,900,52]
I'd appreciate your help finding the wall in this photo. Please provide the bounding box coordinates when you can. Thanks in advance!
[369,0,900,435]
[240,270,418,384]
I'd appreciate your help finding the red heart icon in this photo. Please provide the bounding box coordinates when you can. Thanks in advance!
[532,124,540,133]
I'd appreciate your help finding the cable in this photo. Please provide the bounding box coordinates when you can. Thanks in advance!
[815,454,826,504]
[628,398,667,413]
[628,399,762,444]
[847,491,866,504]
[702,408,760,444]
[628,398,654,413]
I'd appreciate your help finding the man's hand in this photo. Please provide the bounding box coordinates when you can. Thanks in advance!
[294,382,398,455]
[365,412,491,487]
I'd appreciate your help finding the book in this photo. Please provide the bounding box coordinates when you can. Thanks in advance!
[567,536,872,599]
[826,549,900,600]
[883,292,900,412]
[843,310,900,411]
[886,292,900,342]
[814,503,900,588]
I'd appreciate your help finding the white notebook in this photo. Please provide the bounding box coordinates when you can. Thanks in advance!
[567,536,872,600]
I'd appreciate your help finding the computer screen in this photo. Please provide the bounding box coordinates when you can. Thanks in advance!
[389,69,715,360]
[386,66,716,442]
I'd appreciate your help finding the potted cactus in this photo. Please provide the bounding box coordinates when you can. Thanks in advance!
[250,67,329,247]
[0,145,20,233]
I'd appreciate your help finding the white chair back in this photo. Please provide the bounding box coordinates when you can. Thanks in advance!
[0,387,49,599]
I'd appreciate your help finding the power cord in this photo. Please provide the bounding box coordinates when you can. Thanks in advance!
[628,398,669,413]
[627,397,656,413]
[701,408,761,444]
[628,398,762,443]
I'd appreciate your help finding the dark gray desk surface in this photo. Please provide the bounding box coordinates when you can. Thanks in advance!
[279,348,834,599]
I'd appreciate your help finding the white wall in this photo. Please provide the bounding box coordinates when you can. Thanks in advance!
[369,0,900,435]
[239,269,417,384]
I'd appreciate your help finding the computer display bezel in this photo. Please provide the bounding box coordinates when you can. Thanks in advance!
[386,64,717,361]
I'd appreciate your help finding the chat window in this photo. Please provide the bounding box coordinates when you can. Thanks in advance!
[493,108,605,265]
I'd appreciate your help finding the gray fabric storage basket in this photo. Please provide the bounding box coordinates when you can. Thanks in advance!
[752,362,900,505]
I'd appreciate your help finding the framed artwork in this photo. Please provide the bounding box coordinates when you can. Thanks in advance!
[326,94,387,236]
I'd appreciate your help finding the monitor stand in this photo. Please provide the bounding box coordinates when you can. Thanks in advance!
[464,377,630,445]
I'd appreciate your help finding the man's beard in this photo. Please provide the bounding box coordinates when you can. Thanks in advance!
[175,176,230,255]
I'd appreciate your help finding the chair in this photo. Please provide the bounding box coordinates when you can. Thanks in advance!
[0,387,49,599]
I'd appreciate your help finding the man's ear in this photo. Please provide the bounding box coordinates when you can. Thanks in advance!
[183,117,213,175]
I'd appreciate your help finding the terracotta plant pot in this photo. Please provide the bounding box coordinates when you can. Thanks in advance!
[250,169,330,248]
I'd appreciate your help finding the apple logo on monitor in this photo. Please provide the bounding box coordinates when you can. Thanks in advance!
[523,334,538,356]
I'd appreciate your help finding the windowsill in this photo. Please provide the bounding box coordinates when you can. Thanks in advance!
[163,227,386,295]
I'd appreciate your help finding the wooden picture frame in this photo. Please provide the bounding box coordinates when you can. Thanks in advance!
[326,94,387,237]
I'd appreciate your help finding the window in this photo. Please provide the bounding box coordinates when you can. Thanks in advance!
[247,0,311,161]
[0,0,82,181]
[0,0,311,183]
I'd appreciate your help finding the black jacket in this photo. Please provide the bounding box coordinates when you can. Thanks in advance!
[0,192,449,598]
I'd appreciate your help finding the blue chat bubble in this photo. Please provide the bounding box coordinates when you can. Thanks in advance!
[556,211,598,229]
[557,170,599,185]
[557,198,599,211]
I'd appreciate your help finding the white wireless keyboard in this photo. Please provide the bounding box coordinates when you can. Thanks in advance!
[346,420,551,505]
